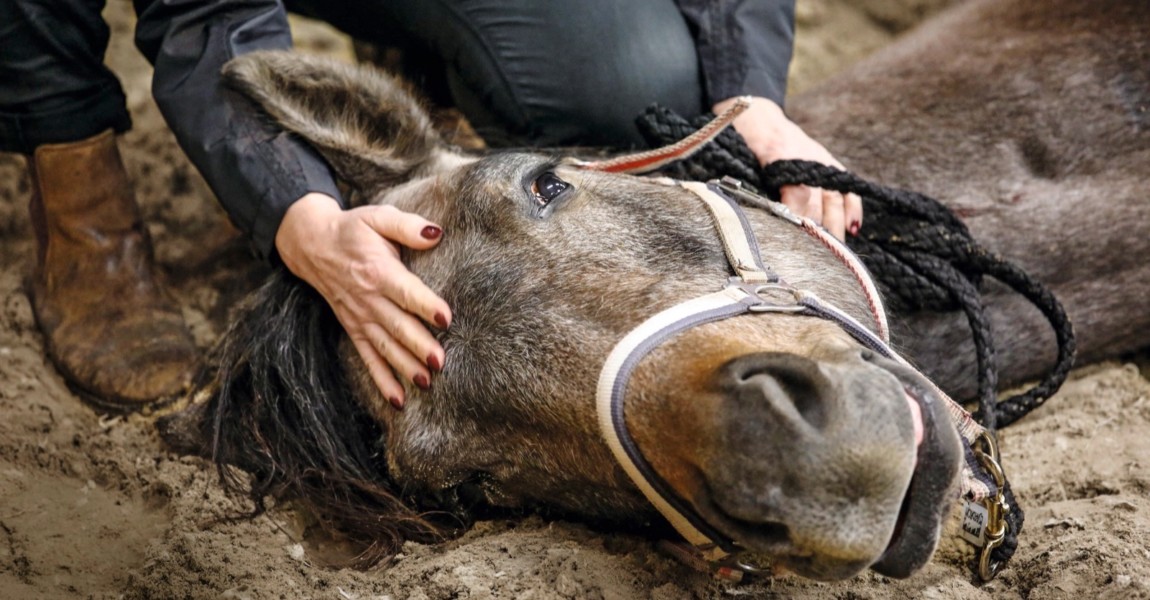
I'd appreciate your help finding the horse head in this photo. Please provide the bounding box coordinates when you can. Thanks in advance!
[186,50,966,581]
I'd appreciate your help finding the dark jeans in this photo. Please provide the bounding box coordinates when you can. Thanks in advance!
[0,0,704,154]
[0,0,133,153]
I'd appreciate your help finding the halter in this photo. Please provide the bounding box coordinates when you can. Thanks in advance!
[579,103,1012,580]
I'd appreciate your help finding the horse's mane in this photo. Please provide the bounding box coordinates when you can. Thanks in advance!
[188,270,464,566]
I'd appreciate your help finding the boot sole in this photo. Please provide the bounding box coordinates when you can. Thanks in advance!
[64,378,184,416]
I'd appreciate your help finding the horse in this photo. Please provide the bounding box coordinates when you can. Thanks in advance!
[166,0,1148,584]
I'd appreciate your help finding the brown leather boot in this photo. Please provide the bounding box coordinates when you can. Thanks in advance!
[27,129,198,412]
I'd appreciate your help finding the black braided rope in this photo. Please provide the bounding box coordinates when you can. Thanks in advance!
[636,105,1075,573]
[995,481,1023,572]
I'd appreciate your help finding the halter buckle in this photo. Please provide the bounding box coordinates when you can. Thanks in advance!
[712,552,771,583]
[727,279,808,313]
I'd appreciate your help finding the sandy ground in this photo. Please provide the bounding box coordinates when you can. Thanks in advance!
[3,1,1149,598]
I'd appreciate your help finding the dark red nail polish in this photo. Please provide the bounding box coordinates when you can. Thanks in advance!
[849,220,861,236]
[414,374,430,390]
[421,225,443,240]
[427,353,442,372]
[389,395,404,410]
[434,312,450,329]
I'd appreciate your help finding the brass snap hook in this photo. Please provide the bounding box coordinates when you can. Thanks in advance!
[973,431,1010,581]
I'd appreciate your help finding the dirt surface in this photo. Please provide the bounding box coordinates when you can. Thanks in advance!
[2,1,1149,598]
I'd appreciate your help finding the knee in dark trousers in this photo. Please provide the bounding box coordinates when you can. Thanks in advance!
[286,0,705,149]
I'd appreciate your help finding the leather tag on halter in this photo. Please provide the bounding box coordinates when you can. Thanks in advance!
[960,499,990,547]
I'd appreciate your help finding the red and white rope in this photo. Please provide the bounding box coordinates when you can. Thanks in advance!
[573,97,752,174]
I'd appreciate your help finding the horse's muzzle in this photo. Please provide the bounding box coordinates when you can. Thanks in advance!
[686,350,962,580]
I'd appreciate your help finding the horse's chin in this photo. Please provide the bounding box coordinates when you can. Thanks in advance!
[870,361,965,578]
[760,377,963,582]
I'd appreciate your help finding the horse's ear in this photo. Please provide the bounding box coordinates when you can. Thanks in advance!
[223,51,460,195]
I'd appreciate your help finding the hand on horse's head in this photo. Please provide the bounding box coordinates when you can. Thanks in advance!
[275,192,450,409]
[716,95,863,240]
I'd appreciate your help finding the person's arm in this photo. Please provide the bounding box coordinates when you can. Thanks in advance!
[133,0,448,405]
[675,0,796,107]
[677,0,862,239]
[134,0,339,259]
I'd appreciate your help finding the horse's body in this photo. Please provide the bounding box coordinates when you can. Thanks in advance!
[792,0,1150,398]
[175,0,1148,584]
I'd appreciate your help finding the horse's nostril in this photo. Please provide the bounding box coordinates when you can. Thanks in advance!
[724,353,832,430]
[860,349,877,362]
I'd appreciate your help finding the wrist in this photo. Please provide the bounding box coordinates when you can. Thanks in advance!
[714,96,792,165]
[275,192,342,269]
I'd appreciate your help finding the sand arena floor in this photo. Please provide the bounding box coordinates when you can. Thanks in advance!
[2,2,1148,598]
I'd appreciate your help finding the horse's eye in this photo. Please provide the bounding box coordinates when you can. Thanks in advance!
[531,172,569,207]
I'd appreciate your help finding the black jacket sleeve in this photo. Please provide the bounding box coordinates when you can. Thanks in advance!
[133,0,344,260]
[675,0,796,108]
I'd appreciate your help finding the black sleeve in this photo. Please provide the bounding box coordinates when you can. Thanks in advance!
[675,0,796,108]
[133,0,344,260]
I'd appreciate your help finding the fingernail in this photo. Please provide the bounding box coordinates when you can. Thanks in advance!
[413,373,430,390]
[427,353,442,372]
[421,225,443,240]
[849,220,861,236]
[389,395,404,410]
[434,312,450,329]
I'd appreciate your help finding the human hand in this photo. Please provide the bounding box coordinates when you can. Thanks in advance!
[714,96,862,240]
[275,193,450,409]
